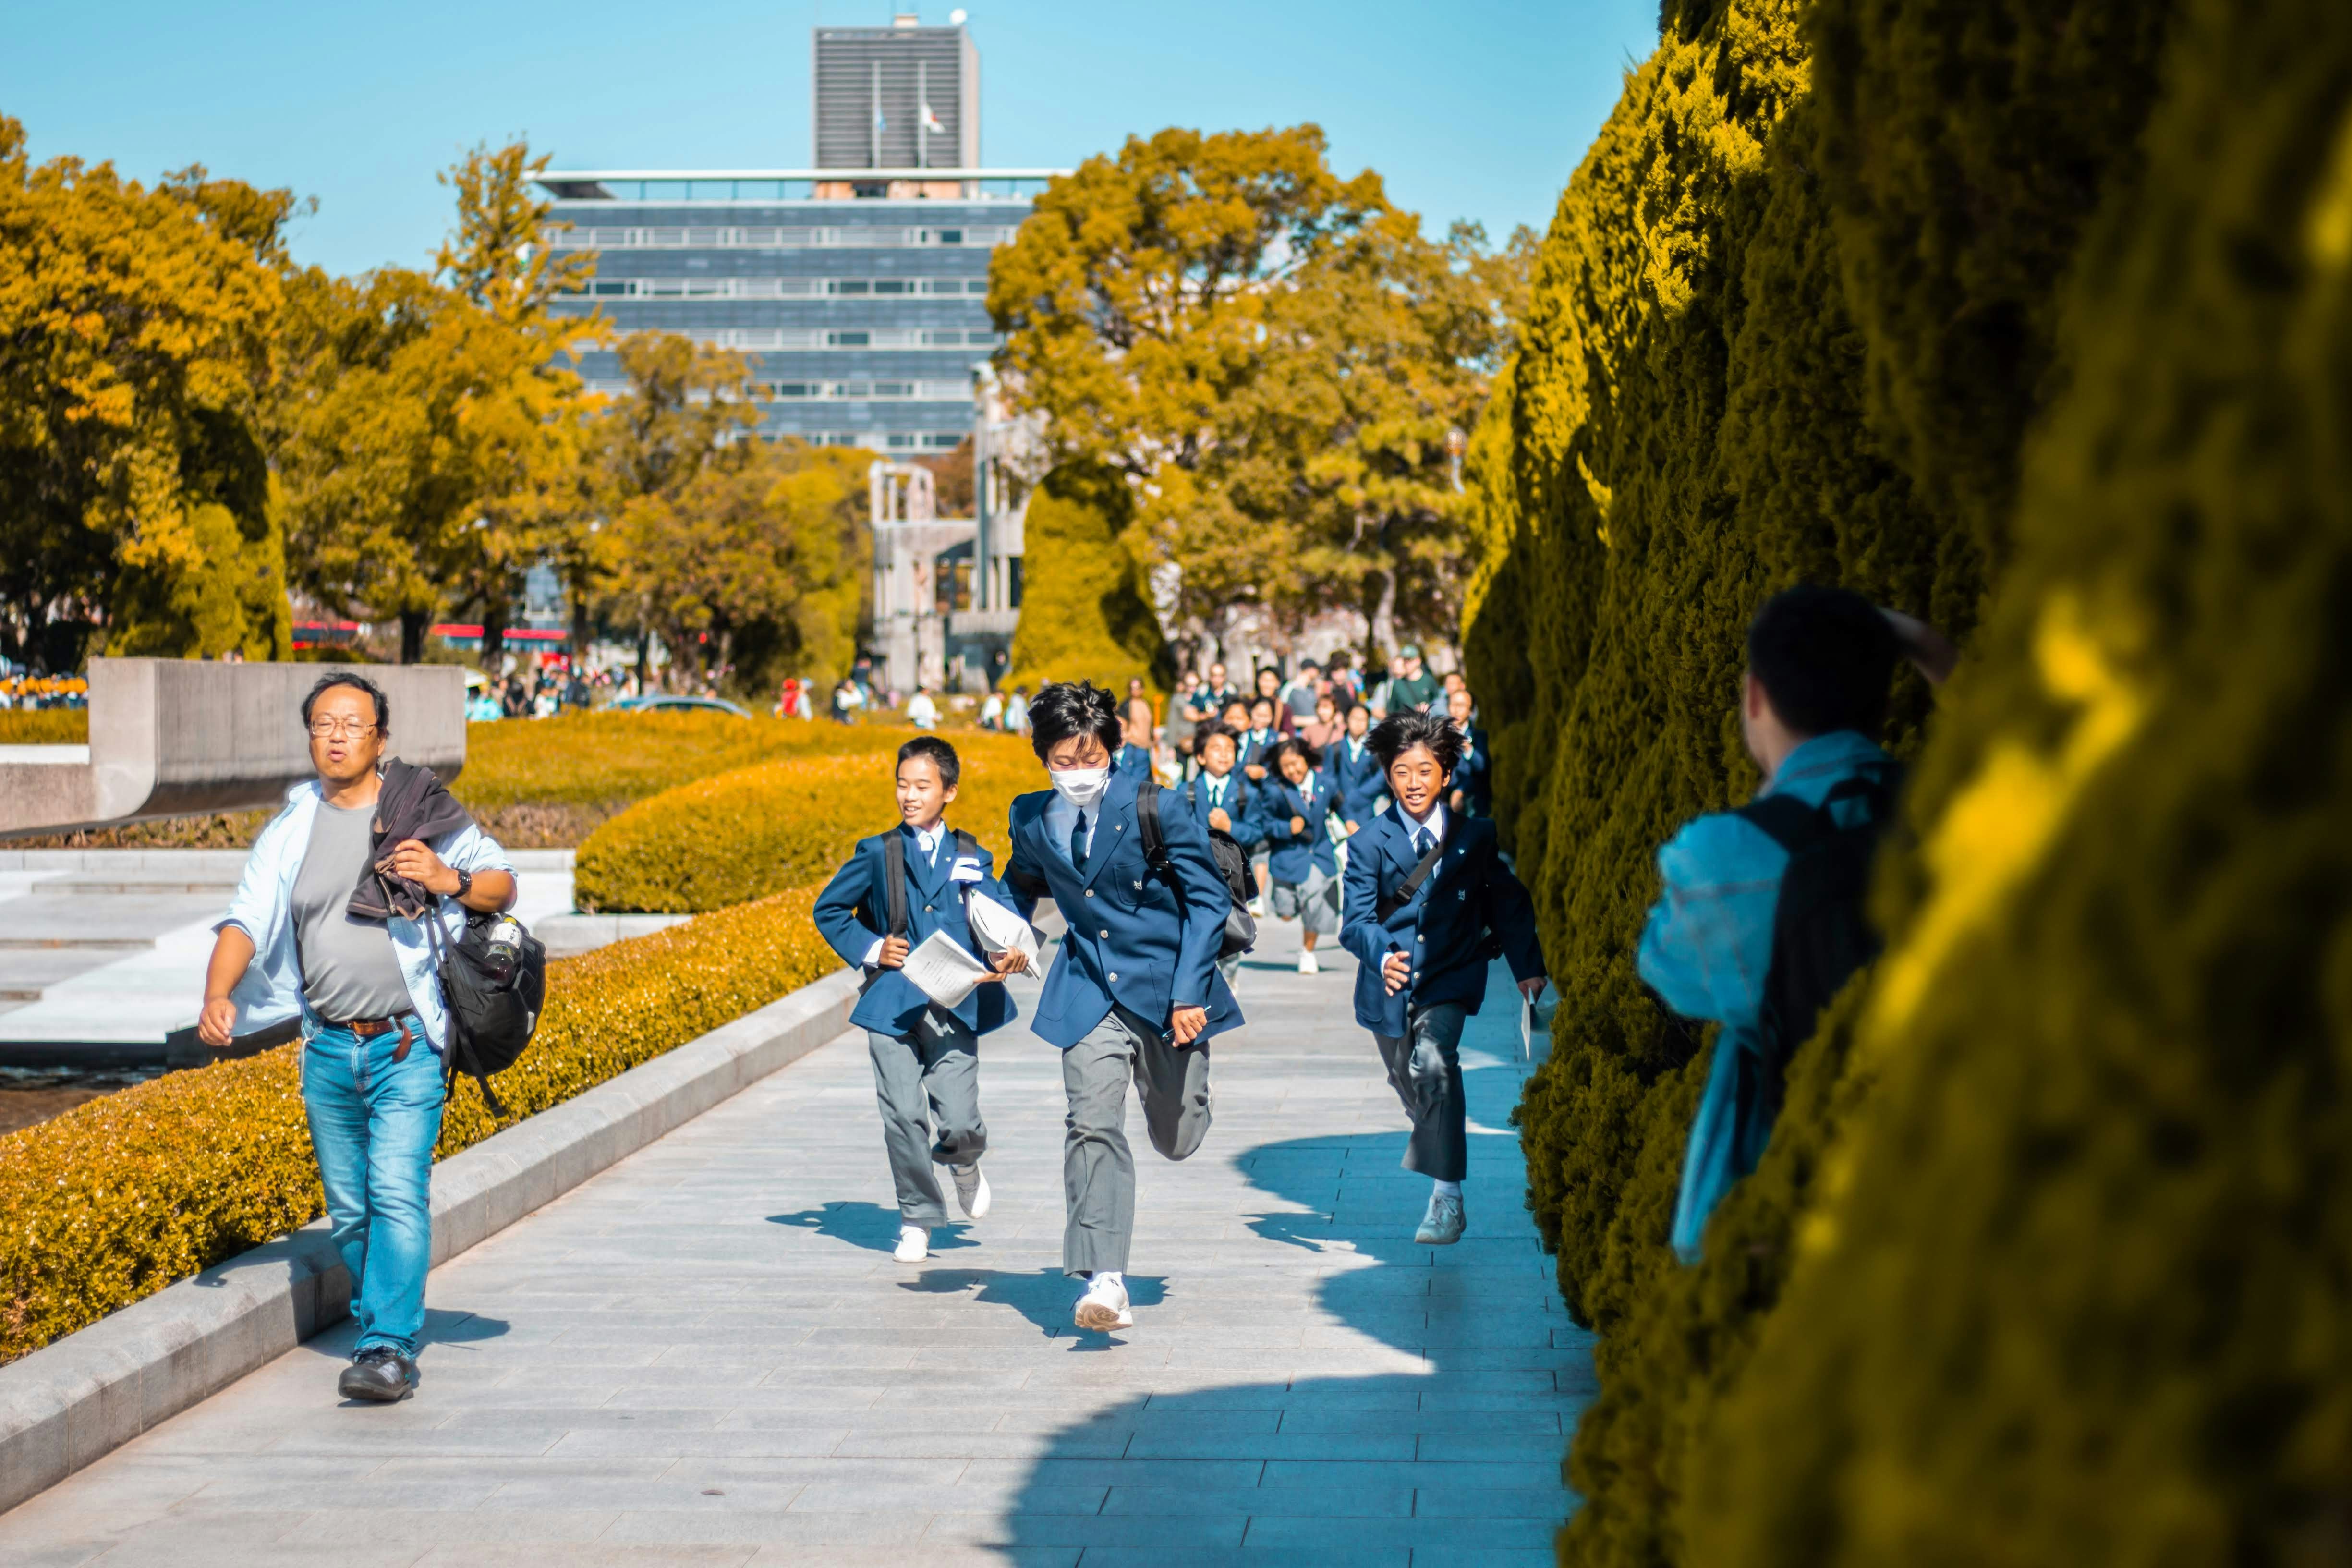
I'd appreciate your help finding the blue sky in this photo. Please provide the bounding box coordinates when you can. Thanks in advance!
[4,1,1658,278]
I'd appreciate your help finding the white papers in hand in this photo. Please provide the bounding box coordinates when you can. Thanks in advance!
[963,890,1042,968]
[901,929,992,1009]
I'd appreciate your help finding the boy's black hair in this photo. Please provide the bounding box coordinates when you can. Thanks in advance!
[1369,710,1463,775]
[1269,735,1322,772]
[302,671,390,732]
[1746,584,1900,739]
[1248,694,1276,719]
[1220,699,1253,724]
[1027,680,1123,762]
[1192,720,1240,759]
[897,735,960,788]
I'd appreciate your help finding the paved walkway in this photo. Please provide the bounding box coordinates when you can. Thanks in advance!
[0,944,1592,1567]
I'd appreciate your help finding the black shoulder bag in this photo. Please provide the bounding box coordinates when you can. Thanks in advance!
[1376,829,1449,922]
[1139,785,1256,960]
[425,899,546,1118]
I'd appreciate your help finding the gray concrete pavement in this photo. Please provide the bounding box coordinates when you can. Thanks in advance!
[0,936,1591,1566]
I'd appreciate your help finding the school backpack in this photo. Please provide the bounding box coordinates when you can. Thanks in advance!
[427,903,547,1118]
[1139,783,1257,960]
[880,827,982,939]
[1732,761,1902,1111]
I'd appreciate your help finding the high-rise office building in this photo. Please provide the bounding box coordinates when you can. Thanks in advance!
[537,12,1059,454]
[813,18,978,178]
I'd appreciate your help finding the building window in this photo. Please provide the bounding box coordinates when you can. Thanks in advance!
[828,330,870,346]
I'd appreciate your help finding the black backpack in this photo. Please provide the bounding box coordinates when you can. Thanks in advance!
[1733,762,1902,1111]
[426,904,547,1117]
[1140,783,1257,960]
[880,827,982,941]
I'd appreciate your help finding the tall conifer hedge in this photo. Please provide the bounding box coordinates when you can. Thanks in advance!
[1459,0,2207,1560]
[1004,462,1172,695]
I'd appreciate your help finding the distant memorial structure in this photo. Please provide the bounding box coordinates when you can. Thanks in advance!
[0,659,466,840]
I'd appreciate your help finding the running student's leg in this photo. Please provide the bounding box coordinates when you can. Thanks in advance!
[869,1030,949,1225]
[354,1026,445,1356]
[1061,1017,1139,1276]
[917,1008,986,1168]
[1133,1013,1213,1163]
[1299,866,1341,951]
[302,1027,375,1338]
[1399,1003,1469,1181]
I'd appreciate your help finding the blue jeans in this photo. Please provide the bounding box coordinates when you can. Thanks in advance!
[302,1020,443,1357]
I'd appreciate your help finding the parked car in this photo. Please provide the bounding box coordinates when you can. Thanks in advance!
[615,694,751,718]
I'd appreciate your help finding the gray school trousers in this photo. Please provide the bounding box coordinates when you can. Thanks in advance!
[867,1007,987,1227]
[1373,1002,1469,1182]
[1061,1004,1214,1276]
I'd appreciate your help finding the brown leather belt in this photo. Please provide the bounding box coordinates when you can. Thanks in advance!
[326,1013,418,1059]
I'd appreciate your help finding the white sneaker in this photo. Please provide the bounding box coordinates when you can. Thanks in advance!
[894,1224,929,1263]
[1072,1274,1133,1331]
[952,1163,991,1221]
[1415,1191,1465,1246]
[1247,897,1266,919]
[1297,949,1320,975]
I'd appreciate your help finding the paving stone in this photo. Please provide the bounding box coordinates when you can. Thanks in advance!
[0,950,1583,1556]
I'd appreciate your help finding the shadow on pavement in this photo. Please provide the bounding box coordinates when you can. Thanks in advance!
[766,1199,978,1253]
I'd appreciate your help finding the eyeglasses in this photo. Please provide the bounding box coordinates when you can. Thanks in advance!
[307,718,378,738]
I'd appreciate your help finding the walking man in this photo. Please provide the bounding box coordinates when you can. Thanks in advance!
[1003,681,1242,1332]
[1340,710,1546,1245]
[197,673,517,1402]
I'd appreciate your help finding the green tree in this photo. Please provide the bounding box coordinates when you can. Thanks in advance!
[993,126,1521,660]
[0,117,296,665]
[1004,462,1170,693]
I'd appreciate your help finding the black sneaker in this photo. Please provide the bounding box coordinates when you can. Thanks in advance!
[338,1345,417,1403]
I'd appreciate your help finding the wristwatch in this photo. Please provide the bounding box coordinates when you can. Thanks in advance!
[452,868,473,901]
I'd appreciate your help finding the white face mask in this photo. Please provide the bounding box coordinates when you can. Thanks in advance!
[1051,766,1112,809]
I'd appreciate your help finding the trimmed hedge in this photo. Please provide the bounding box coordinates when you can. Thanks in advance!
[0,888,837,1365]
[1003,462,1171,695]
[1455,0,2188,1561]
[1685,1,2352,1557]
[572,731,1041,913]
[0,708,86,744]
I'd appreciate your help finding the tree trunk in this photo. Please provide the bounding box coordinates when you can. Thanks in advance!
[570,589,592,670]
[1369,566,1398,668]
[634,600,653,690]
[480,596,508,676]
[400,609,429,665]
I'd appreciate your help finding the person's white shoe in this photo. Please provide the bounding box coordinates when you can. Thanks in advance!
[952,1163,991,1221]
[1072,1274,1133,1331]
[1247,897,1266,919]
[894,1224,930,1263]
[1415,1191,1465,1246]
[1297,949,1319,975]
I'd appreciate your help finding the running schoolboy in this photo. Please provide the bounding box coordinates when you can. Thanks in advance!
[1339,711,1547,1244]
[814,737,1027,1264]
[1181,721,1268,985]
[1003,682,1242,1332]
[1261,736,1343,975]
[1326,701,1385,832]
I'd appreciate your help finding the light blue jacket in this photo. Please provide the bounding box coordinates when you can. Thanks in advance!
[1638,730,1892,1262]
[216,780,516,1053]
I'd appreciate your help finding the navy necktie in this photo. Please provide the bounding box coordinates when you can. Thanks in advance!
[1413,827,1433,857]
[1071,810,1090,873]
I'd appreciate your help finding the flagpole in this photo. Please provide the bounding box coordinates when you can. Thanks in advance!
[918,60,928,172]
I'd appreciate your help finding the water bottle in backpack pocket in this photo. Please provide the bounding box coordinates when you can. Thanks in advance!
[427,904,547,1117]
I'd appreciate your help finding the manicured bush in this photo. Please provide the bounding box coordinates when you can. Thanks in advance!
[0,708,88,744]
[1684,2,2352,1558]
[572,731,1042,913]
[0,887,838,1365]
[1003,462,1172,695]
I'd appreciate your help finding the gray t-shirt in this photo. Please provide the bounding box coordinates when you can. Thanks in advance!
[292,801,414,1022]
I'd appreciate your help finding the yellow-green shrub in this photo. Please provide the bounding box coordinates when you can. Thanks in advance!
[0,708,88,744]
[573,732,1039,913]
[0,887,837,1365]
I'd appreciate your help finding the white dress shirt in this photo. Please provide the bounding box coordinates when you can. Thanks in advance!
[1041,789,1095,867]
[1399,798,1448,856]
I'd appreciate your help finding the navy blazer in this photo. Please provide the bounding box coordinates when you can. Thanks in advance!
[1338,808,1544,1036]
[1004,772,1243,1050]
[813,825,1018,1037]
[1325,736,1386,824]
[1176,770,1267,849]
[1114,742,1156,782]
[1237,728,1281,779]
[1261,773,1341,884]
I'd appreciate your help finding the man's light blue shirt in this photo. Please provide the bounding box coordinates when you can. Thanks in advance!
[217,780,515,1053]
[1637,729,1891,1262]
